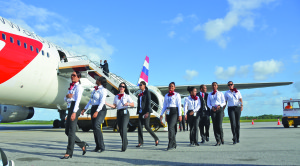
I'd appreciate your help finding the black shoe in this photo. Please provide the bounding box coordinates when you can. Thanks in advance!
[200,140,205,144]
[155,140,159,146]
[121,149,126,152]
[136,144,143,148]
[61,155,72,159]
[237,140,240,143]
[92,148,100,152]
[214,142,221,146]
[98,149,105,153]
[206,137,209,142]
[233,141,237,144]
[82,143,89,155]
[195,143,200,146]
[221,139,224,145]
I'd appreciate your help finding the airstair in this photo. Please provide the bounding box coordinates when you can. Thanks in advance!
[58,56,165,131]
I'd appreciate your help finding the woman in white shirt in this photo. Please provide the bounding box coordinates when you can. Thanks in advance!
[106,82,134,152]
[224,81,243,144]
[207,82,226,146]
[81,77,108,152]
[61,71,88,159]
[159,82,182,150]
[184,86,201,146]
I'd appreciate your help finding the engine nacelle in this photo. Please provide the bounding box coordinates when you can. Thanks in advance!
[0,105,34,123]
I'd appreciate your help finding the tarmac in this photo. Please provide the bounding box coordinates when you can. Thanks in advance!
[0,122,299,166]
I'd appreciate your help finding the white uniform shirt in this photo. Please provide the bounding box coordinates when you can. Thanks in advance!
[184,96,201,115]
[64,82,83,113]
[113,93,134,110]
[207,90,226,110]
[160,92,181,116]
[84,85,107,112]
[224,90,242,107]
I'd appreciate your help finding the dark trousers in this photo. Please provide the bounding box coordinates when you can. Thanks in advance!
[211,108,224,143]
[138,114,159,144]
[166,107,178,149]
[117,109,130,151]
[228,106,241,142]
[65,101,85,156]
[179,115,186,131]
[187,110,200,144]
[199,115,210,140]
[91,105,107,150]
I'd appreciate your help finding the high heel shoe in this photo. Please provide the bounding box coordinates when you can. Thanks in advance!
[155,140,159,146]
[214,142,221,146]
[82,142,89,156]
[136,144,143,148]
[61,155,72,159]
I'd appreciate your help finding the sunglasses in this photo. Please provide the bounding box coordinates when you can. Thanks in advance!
[228,84,233,86]
[139,84,143,86]
[71,74,77,77]
[119,86,125,88]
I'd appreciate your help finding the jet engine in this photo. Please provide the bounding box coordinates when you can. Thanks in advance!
[0,105,34,123]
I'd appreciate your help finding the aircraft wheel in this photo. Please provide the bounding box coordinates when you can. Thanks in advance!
[151,125,160,132]
[82,127,90,132]
[283,124,289,128]
[53,119,60,128]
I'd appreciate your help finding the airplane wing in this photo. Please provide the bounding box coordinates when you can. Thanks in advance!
[156,82,293,96]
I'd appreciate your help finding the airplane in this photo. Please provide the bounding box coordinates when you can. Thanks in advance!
[0,16,293,131]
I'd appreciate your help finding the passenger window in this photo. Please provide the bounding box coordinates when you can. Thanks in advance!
[30,45,33,51]
[47,52,50,58]
[42,50,44,55]
[24,43,27,49]
[2,33,6,40]
[10,37,14,43]
[36,48,39,53]
[17,40,21,46]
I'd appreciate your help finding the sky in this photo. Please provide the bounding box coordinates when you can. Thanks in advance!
[0,0,299,120]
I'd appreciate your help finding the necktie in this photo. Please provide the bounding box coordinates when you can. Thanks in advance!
[230,88,238,93]
[139,92,143,97]
[191,95,198,100]
[168,91,175,96]
[118,94,124,100]
[69,82,75,90]
[212,90,217,95]
[202,93,204,98]
[94,86,99,90]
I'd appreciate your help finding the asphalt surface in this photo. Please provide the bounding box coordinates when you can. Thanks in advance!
[0,122,299,166]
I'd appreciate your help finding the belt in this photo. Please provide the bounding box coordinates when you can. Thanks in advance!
[228,106,239,108]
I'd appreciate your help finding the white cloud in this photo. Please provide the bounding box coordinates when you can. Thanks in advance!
[168,31,176,38]
[193,24,201,31]
[292,55,299,63]
[34,24,49,32]
[215,66,237,80]
[184,70,199,81]
[200,0,275,48]
[253,59,283,80]
[163,13,184,24]
[243,90,265,100]
[272,90,281,96]
[238,65,250,77]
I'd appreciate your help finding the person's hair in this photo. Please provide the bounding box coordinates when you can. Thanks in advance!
[97,77,107,88]
[104,60,107,63]
[212,82,218,86]
[139,81,148,90]
[74,71,81,84]
[200,84,205,90]
[119,82,129,94]
[228,81,233,85]
[187,86,196,93]
[169,82,175,86]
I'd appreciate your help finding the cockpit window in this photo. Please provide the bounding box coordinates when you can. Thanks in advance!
[10,36,13,43]
[2,33,6,40]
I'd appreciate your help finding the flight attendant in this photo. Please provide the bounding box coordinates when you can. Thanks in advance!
[81,77,108,152]
[159,82,182,150]
[136,81,159,147]
[61,71,88,159]
[224,81,243,144]
[207,82,226,146]
[184,86,201,146]
[106,82,134,152]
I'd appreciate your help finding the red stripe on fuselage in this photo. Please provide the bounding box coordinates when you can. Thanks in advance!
[0,31,42,84]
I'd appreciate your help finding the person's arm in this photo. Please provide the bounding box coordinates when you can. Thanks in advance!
[73,86,83,113]
[184,98,188,115]
[124,95,134,107]
[194,98,201,112]
[147,90,151,113]
[220,93,226,107]
[239,92,243,111]
[207,94,212,110]
[223,92,228,109]
[160,95,167,116]
[96,89,107,112]
[106,96,117,109]
[177,93,181,116]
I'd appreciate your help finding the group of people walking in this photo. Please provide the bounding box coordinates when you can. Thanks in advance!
[61,71,243,159]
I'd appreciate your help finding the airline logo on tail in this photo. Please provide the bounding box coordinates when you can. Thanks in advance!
[138,56,149,85]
